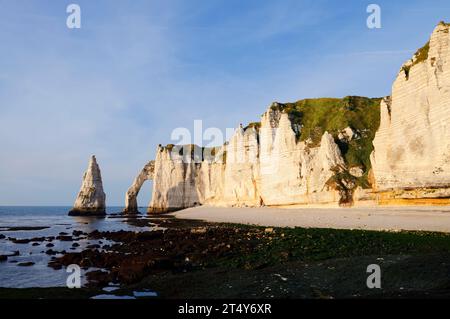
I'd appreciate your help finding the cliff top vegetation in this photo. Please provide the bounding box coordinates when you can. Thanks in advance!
[272,96,381,188]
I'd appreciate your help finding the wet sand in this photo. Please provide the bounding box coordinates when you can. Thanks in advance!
[172,205,450,233]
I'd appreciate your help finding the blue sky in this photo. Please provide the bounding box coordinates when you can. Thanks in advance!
[0,0,449,206]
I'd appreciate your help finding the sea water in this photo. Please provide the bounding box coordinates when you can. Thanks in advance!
[0,206,152,288]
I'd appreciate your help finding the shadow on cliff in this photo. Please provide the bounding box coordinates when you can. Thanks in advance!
[149,179,201,214]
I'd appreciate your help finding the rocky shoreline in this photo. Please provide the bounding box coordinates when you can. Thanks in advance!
[13,214,450,298]
[3,211,450,298]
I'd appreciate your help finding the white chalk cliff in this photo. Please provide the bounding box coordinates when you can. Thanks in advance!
[69,155,106,216]
[259,111,345,206]
[126,107,347,212]
[123,22,450,212]
[371,22,450,204]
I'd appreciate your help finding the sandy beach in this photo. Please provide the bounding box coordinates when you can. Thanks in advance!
[172,205,450,233]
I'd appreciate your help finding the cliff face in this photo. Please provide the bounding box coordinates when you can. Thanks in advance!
[259,110,344,206]
[221,125,260,206]
[143,105,355,212]
[139,93,384,212]
[371,22,450,204]
[69,155,106,216]
[125,22,450,212]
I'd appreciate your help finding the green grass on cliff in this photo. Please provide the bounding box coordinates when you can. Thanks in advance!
[401,40,430,81]
[400,22,450,80]
[412,41,430,66]
[272,96,381,174]
[244,122,262,130]
[162,96,381,189]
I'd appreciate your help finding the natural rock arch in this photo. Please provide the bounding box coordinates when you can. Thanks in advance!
[123,160,155,213]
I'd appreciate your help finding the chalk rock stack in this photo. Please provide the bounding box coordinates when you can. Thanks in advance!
[371,22,450,204]
[69,155,106,216]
